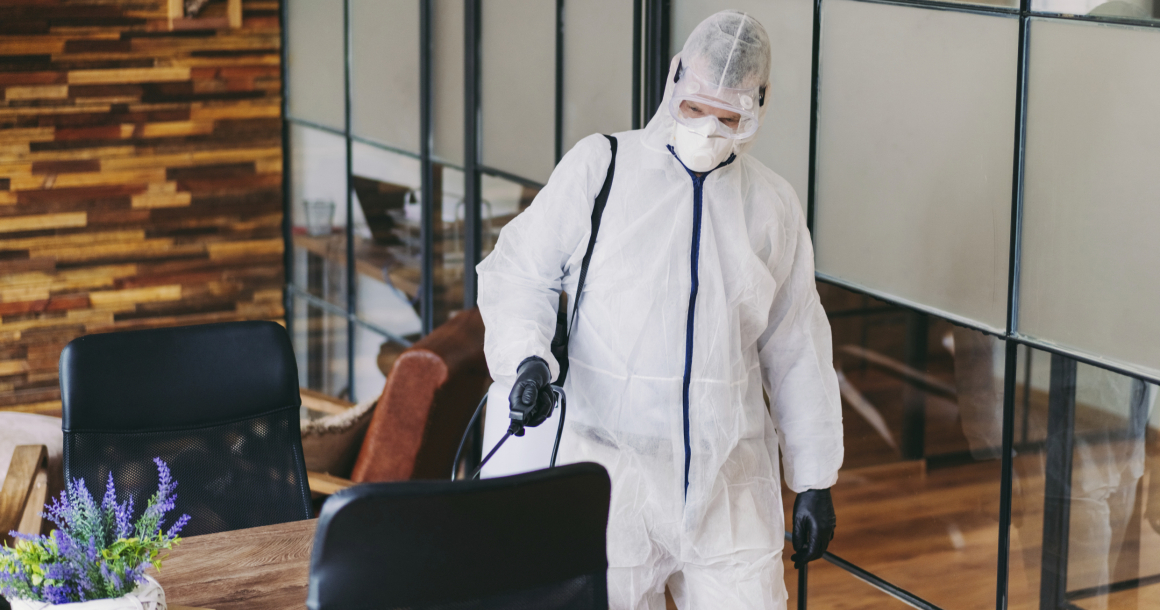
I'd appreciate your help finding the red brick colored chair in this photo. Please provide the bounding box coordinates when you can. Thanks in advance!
[348,307,490,483]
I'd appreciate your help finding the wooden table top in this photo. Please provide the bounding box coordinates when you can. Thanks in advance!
[149,518,317,610]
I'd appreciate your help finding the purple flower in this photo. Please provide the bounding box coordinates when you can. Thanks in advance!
[1,458,187,603]
[101,473,116,512]
[167,514,191,538]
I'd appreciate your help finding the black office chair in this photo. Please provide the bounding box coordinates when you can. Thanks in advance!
[307,462,611,610]
[59,321,312,536]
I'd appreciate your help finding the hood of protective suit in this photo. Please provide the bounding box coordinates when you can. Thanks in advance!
[643,11,772,159]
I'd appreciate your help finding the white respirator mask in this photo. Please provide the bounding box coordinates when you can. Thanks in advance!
[673,120,735,172]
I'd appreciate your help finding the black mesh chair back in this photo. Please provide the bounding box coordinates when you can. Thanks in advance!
[59,321,312,536]
[307,462,611,610]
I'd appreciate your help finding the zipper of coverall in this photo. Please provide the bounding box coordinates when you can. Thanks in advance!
[667,146,735,501]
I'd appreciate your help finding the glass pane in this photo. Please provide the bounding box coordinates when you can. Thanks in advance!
[290,123,348,308]
[480,0,556,184]
[286,0,345,129]
[1019,18,1160,379]
[1032,0,1159,23]
[561,0,634,155]
[671,0,815,206]
[350,0,420,153]
[353,324,394,405]
[433,0,465,166]
[480,172,540,259]
[814,0,1017,331]
[351,141,420,322]
[816,281,1004,609]
[1007,348,1159,610]
[351,142,463,328]
[783,557,916,609]
[290,295,349,401]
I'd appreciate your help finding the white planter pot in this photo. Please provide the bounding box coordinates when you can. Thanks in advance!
[10,576,165,610]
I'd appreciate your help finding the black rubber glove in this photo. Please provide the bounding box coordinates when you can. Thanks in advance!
[507,356,554,436]
[791,488,836,569]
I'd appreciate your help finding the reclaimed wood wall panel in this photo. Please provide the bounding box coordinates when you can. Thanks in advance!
[0,0,285,415]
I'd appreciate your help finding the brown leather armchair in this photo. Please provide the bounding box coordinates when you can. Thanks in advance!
[349,307,490,483]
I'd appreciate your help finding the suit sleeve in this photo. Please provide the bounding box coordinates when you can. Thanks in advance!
[757,186,844,493]
[476,134,612,387]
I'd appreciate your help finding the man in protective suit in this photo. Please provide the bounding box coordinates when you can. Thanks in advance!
[477,10,843,610]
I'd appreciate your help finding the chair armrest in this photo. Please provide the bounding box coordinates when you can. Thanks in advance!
[308,470,356,496]
[0,445,49,545]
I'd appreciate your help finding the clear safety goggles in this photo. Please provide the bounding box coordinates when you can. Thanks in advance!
[668,66,763,140]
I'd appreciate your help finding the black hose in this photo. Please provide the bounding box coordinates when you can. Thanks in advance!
[453,386,568,480]
[549,386,566,468]
[451,393,489,480]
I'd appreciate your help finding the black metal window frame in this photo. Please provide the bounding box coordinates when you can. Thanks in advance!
[279,1,1158,608]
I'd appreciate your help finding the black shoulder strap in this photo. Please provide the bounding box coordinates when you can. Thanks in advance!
[569,134,617,333]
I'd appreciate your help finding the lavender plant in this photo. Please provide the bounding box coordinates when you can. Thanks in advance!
[0,458,190,604]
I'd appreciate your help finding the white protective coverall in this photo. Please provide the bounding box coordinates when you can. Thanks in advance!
[477,11,844,610]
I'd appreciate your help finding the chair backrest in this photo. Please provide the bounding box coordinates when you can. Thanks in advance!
[308,462,611,610]
[351,307,489,482]
[59,321,312,536]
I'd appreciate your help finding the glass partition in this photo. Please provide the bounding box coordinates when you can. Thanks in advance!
[290,295,350,401]
[285,0,345,129]
[784,559,918,609]
[350,0,420,153]
[818,281,1005,609]
[433,0,465,166]
[290,123,348,309]
[1032,0,1158,22]
[561,0,635,154]
[1019,17,1160,379]
[813,0,1017,332]
[480,0,556,184]
[1007,347,1159,610]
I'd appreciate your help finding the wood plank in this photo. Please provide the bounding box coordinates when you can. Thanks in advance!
[66,67,192,85]
[207,238,282,261]
[0,445,48,547]
[140,120,215,138]
[0,128,55,144]
[300,387,355,415]
[88,285,183,310]
[150,519,315,610]
[30,159,101,174]
[131,190,192,208]
[5,85,69,101]
[307,471,354,496]
[0,212,86,234]
[0,361,29,377]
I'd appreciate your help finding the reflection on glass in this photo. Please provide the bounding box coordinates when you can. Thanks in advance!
[1008,348,1159,610]
[1032,0,1158,20]
[353,324,397,405]
[479,173,539,259]
[350,143,474,328]
[290,295,349,402]
[817,282,1001,609]
[290,124,348,308]
[783,556,915,609]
